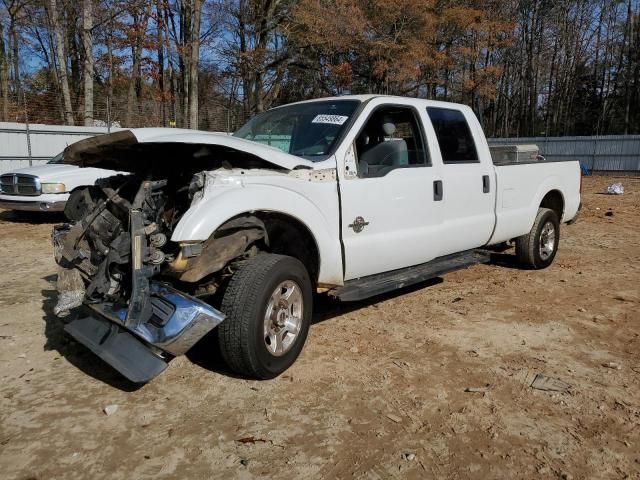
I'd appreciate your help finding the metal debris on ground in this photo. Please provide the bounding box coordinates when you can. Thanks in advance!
[602,362,621,370]
[103,404,119,416]
[530,374,571,393]
[606,183,624,195]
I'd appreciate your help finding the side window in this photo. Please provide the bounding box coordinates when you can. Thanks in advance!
[426,107,478,163]
[355,106,427,178]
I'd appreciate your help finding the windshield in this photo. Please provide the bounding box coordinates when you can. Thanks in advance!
[47,152,64,164]
[234,100,360,160]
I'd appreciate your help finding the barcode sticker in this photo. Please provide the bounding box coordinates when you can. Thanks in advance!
[312,114,349,125]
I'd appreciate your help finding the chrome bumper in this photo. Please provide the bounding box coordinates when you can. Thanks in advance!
[0,199,66,212]
[63,275,225,383]
[87,283,225,356]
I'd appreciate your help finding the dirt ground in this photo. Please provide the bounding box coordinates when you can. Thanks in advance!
[0,176,638,480]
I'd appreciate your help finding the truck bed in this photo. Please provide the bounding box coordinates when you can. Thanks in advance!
[489,159,581,244]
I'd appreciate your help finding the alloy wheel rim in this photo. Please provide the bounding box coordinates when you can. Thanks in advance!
[539,221,556,260]
[263,280,303,357]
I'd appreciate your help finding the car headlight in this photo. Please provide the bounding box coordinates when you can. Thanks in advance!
[41,183,66,194]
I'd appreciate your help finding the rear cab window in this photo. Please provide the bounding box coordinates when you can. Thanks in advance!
[426,107,478,163]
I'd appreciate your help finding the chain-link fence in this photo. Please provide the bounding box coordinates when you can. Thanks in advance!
[0,80,251,174]
[2,81,248,133]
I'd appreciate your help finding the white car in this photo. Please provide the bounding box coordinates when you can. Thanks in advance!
[0,153,116,212]
[52,95,581,383]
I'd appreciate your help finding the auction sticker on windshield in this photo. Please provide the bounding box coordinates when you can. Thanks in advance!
[312,114,349,125]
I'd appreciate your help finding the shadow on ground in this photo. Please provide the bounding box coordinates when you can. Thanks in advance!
[41,284,142,392]
[488,252,524,269]
[40,267,488,386]
[0,209,65,224]
[187,277,445,378]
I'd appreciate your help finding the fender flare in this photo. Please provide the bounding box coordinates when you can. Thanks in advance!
[531,175,565,226]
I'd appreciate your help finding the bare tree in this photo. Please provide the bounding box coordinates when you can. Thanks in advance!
[81,0,93,125]
[125,2,151,127]
[46,0,74,124]
[0,17,9,120]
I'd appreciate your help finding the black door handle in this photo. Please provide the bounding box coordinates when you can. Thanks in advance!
[482,175,490,193]
[433,180,443,201]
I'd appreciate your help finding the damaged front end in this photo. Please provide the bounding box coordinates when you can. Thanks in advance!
[51,130,304,382]
[53,175,228,382]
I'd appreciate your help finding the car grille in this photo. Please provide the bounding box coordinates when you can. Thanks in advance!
[0,174,41,196]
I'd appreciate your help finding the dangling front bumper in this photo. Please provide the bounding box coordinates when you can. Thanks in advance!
[64,283,225,383]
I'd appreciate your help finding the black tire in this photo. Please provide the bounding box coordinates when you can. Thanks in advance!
[217,254,312,379]
[515,207,560,269]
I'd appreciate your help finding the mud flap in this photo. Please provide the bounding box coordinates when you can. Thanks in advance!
[64,315,168,383]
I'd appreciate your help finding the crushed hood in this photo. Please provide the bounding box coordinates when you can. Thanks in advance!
[63,128,315,172]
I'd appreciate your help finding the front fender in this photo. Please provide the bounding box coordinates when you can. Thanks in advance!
[171,184,344,286]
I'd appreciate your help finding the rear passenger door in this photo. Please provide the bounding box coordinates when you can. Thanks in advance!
[425,107,496,254]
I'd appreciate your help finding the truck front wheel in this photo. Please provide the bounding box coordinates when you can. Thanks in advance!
[217,254,312,379]
[515,207,560,269]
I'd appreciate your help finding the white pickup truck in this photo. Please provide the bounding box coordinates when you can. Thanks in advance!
[0,153,117,212]
[52,95,581,383]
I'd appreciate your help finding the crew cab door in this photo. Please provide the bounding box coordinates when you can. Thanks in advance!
[336,101,444,280]
[424,106,496,255]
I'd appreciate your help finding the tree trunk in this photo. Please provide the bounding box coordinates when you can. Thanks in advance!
[188,0,202,129]
[126,16,143,127]
[156,0,167,126]
[47,0,74,125]
[0,20,9,121]
[179,1,191,127]
[106,19,114,130]
[9,25,18,99]
[125,7,151,127]
[81,0,93,126]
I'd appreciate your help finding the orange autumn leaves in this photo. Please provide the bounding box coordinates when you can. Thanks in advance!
[290,0,512,98]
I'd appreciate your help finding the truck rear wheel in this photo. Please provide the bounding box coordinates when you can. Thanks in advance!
[217,254,312,379]
[515,207,560,269]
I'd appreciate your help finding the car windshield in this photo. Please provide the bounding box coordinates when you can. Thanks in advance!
[47,152,64,164]
[234,100,360,160]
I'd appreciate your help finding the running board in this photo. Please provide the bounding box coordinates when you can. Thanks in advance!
[329,250,491,302]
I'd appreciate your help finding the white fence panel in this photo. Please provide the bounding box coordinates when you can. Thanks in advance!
[0,122,123,174]
[2,124,638,174]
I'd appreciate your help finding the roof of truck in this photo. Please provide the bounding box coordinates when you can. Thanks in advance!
[283,94,470,111]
